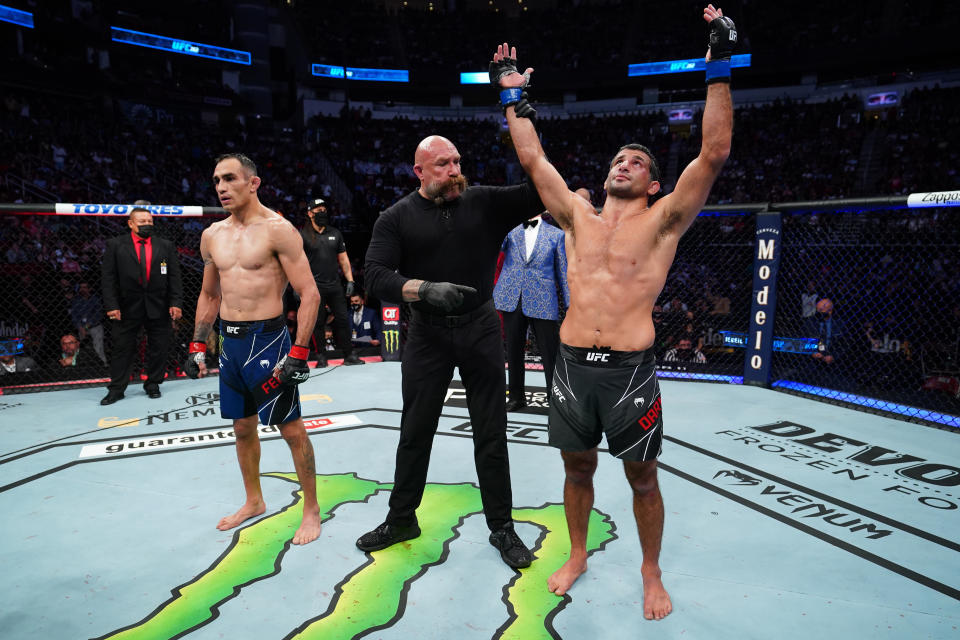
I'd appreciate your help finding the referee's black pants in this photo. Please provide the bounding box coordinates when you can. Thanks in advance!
[387,302,513,532]
[501,306,560,401]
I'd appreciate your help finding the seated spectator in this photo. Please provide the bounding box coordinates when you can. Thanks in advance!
[664,338,707,364]
[53,333,104,378]
[0,342,40,376]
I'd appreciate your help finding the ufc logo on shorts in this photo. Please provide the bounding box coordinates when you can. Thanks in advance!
[382,307,399,322]
[226,326,239,334]
[585,352,609,362]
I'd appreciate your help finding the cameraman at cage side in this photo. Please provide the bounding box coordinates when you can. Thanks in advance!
[299,198,363,366]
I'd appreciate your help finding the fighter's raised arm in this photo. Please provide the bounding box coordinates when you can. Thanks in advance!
[656,4,734,237]
[492,43,584,231]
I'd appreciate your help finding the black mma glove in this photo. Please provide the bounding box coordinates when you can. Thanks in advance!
[490,53,532,111]
[513,92,537,120]
[708,15,737,61]
[489,55,523,87]
[418,281,478,313]
[345,281,356,297]
[183,342,206,379]
[274,344,310,385]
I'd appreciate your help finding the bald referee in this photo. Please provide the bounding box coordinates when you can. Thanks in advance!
[358,135,543,569]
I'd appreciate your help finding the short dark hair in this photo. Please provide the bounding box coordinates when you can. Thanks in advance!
[130,199,151,217]
[215,153,258,176]
[611,144,661,182]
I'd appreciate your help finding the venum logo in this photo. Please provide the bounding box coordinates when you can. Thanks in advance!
[716,471,893,540]
[714,470,761,486]
[633,396,645,408]
[585,352,609,363]
[259,359,270,368]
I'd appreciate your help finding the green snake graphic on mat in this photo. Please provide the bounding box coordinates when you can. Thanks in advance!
[95,472,616,640]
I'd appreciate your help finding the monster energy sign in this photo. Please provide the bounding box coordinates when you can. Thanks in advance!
[382,330,400,353]
[93,473,615,640]
[380,303,402,361]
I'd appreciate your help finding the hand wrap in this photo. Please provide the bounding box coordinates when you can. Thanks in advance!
[183,342,206,379]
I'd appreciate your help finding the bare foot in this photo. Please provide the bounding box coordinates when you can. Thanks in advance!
[548,557,588,596]
[216,500,266,531]
[292,508,322,545]
[641,568,672,620]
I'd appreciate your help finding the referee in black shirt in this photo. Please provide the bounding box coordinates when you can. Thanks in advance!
[300,198,363,366]
[357,135,543,569]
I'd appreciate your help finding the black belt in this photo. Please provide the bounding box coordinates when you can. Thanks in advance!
[413,299,494,328]
[220,315,285,338]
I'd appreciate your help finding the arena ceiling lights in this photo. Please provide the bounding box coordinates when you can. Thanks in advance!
[311,64,409,83]
[0,4,33,28]
[110,27,252,65]
[628,54,752,77]
[459,55,752,83]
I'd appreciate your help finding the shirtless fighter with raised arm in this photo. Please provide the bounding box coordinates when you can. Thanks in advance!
[184,153,323,545]
[491,4,735,620]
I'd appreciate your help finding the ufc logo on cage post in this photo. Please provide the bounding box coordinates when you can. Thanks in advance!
[744,211,782,386]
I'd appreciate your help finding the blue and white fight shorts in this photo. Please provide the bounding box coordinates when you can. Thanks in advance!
[218,316,302,425]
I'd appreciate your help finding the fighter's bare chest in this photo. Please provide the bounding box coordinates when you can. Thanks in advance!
[210,229,276,271]
[574,218,660,267]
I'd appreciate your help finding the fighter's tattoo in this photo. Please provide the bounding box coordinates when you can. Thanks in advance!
[302,442,316,475]
[193,322,212,342]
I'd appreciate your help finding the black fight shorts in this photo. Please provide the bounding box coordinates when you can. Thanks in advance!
[548,343,663,461]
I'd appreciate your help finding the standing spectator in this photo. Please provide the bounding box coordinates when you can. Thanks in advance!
[348,291,381,349]
[300,197,364,366]
[70,281,106,362]
[800,280,819,333]
[100,201,183,405]
[494,212,569,412]
[811,298,846,366]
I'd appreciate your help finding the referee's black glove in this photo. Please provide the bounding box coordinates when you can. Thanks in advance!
[419,281,477,313]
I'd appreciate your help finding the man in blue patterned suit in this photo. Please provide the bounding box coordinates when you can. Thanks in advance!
[494,212,569,412]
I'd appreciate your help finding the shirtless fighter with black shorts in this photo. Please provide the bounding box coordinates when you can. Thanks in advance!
[492,4,735,620]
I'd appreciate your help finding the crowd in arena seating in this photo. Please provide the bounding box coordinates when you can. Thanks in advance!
[3,55,959,415]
